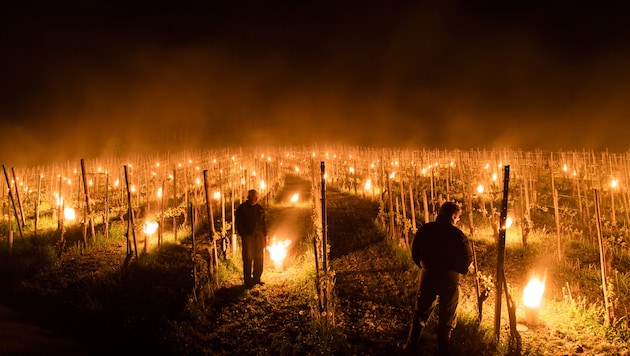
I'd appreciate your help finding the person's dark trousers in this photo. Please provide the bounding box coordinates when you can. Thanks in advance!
[252,233,265,283]
[242,233,266,287]
[410,271,460,355]
[242,235,254,287]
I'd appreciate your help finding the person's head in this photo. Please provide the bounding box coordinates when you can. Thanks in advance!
[437,201,461,225]
[247,189,260,205]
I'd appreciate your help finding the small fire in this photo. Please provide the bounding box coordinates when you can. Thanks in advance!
[266,236,291,262]
[143,221,159,235]
[523,275,546,308]
[63,207,76,221]
[291,193,299,204]
[364,179,372,190]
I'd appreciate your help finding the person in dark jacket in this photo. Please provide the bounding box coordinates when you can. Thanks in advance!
[404,201,473,355]
[235,189,268,289]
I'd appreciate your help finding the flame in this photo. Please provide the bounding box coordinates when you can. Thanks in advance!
[365,179,372,190]
[266,237,291,262]
[523,275,546,308]
[63,207,76,221]
[143,221,159,235]
[291,193,299,203]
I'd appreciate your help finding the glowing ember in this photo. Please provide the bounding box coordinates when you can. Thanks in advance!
[143,221,159,235]
[523,275,545,308]
[63,207,76,221]
[291,193,299,203]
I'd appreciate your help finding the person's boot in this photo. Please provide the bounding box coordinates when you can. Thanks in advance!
[403,320,424,353]
[437,329,452,356]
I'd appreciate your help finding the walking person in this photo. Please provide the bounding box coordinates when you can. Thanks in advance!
[404,201,473,355]
[235,189,268,289]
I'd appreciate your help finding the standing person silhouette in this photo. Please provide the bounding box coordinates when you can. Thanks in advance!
[235,189,268,289]
[404,201,473,355]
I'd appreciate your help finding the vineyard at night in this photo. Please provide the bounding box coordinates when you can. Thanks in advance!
[0,146,629,355]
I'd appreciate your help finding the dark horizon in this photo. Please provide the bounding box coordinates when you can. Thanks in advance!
[2,1,630,166]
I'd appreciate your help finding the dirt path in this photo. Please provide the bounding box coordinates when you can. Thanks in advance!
[327,189,418,355]
[187,174,321,355]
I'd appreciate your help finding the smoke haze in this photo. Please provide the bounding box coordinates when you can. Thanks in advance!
[1,1,629,166]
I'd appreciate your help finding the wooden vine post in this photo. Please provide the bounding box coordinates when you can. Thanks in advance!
[2,164,23,240]
[408,180,416,234]
[399,177,408,247]
[386,171,395,238]
[124,165,138,261]
[203,169,218,271]
[594,189,613,325]
[190,202,198,302]
[10,167,26,229]
[320,161,329,325]
[494,165,510,342]
[313,167,323,316]
[172,168,178,240]
[608,154,617,226]
[422,188,430,224]
[550,158,563,262]
[104,172,109,239]
[35,173,41,238]
[80,159,95,243]
[573,153,585,225]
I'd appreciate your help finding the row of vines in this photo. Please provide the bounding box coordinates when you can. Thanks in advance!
[2,146,630,332]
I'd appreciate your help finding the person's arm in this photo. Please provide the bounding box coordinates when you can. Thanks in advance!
[235,205,247,236]
[260,205,268,240]
[454,231,473,274]
[411,228,424,268]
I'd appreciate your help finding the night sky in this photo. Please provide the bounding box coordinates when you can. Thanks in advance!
[2,1,629,166]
